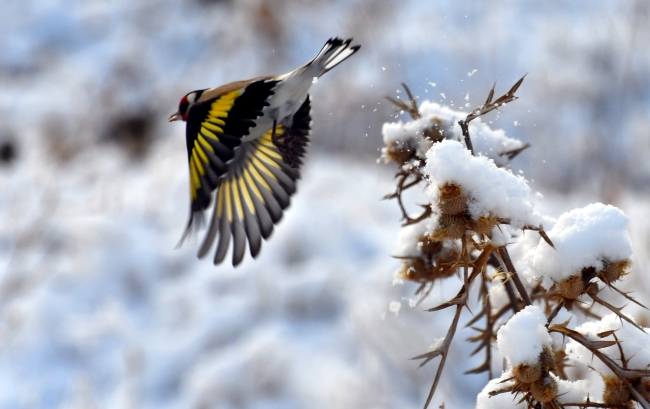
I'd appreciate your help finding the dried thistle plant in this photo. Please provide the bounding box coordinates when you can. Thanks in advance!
[380,78,649,409]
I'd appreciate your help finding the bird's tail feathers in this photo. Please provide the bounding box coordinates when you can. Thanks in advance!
[308,38,360,77]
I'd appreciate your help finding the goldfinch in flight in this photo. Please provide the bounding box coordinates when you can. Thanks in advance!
[169,37,360,266]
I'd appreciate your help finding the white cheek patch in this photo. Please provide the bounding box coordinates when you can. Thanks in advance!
[186,92,196,104]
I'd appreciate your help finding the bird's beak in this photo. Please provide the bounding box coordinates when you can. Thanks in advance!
[168,111,181,122]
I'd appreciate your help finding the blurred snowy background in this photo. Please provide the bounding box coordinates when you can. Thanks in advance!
[2,0,650,408]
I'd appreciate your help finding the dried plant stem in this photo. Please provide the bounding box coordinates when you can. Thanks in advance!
[546,299,565,326]
[457,75,526,155]
[384,171,426,225]
[416,241,498,408]
[608,284,649,310]
[503,280,520,313]
[490,253,521,313]
[456,75,533,311]
[482,273,494,379]
[458,119,475,156]
[464,269,495,377]
[587,285,646,333]
[422,303,464,409]
[497,248,532,306]
[386,83,422,120]
[423,235,471,409]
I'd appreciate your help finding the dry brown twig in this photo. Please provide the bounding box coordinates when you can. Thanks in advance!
[458,75,526,155]
[385,82,422,120]
[586,284,647,333]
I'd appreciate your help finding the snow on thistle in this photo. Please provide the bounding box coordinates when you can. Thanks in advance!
[476,371,524,409]
[497,306,553,373]
[525,203,633,298]
[393,221,460,290]
[423,139,542,241]
[380,80,648,409]
[496,306,559,403]
[381,101,526,167]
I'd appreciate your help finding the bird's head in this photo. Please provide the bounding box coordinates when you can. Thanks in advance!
[168,90,204,122]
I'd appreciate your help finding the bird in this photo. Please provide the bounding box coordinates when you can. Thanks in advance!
[168,37,360,267]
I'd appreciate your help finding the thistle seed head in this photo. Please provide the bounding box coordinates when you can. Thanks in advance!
[438,183,468,215]
[554,275,586,300]
[602,375,630,406]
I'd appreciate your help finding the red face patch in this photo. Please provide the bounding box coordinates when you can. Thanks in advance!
[179,96,190,122]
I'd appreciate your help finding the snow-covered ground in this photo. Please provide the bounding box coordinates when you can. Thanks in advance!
[0,136,489,408]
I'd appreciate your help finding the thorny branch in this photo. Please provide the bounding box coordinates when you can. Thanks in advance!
[587,284,647,333]
[458,75,526,155]
[386,82,422,120]
[383,77,541,409]
[465,267,495,377]
[383,77,647,409]
[548,323,650,409]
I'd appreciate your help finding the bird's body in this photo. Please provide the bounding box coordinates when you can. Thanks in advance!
[169,38,360,266]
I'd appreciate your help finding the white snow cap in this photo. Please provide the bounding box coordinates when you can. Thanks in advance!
[393,220,429,258]
[477,371,589,409]
[496,305,552,367]
[381,101,525,166]
[476,371,524,409]
[556,377,590,404]
[566,314,650,376]
[524,203,632,289]
[424,140,541,229]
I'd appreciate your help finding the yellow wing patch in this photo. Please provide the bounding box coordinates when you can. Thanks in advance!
[257,144,283,161]
[251,156,277,181]
[247,161,272,191]
[208,90,240,118]
[189,159,200,200]
[232,180,244,220]
[238,178,255,214]
[201,127,220,141]
[198,135,214,153]
[202,121,223,133]
[192,149,205,176]
[194,140,209,163]
[217,184,225,218]
[189,89,241,204]
[224,180,233,222]
[243,167,264,202]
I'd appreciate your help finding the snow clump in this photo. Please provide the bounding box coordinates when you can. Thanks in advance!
[524,203,632,290]
[496,305,553,367]
[424,140,542,231]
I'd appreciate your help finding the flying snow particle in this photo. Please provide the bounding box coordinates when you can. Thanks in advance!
[389,301,401,316]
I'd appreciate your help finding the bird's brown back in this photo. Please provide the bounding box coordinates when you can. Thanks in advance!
[196,76,274,103]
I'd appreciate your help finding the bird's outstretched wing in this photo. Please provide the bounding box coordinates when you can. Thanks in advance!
[198,96,312,266]
[180,79,279,242]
